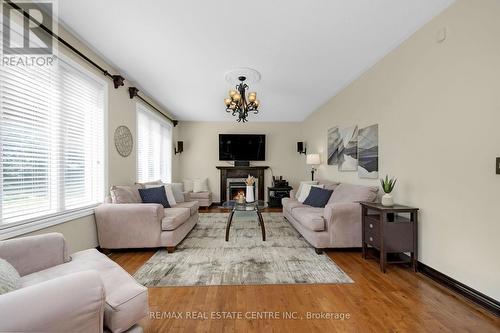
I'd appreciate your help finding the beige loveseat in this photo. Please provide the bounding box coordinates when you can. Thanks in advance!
[0,233,147,333]
[282,181,378,253]
[95,183,198,253]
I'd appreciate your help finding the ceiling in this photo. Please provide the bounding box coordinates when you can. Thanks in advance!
[58,0,454,122]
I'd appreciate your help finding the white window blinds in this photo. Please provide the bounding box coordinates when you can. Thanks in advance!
[136,103,172,183]
[0,59,105,226]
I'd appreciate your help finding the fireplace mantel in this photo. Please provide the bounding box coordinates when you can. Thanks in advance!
[216,166,269,203]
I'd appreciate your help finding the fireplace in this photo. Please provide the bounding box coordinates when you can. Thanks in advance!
[228,182,246,200]
[217,166,268,203]
[227,179,258,201]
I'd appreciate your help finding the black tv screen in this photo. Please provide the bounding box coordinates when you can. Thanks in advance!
[219,134,266,161]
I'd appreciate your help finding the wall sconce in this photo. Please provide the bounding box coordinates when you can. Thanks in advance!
[297,142,307,155]
[174,141,183,155]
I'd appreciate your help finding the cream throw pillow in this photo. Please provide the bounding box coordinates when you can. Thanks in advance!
[110,185,142,203]
[183,179,194,192]
[296,181,319,199]
[298,184,324,203]
[0,259,20,295]
[193,178,209,193]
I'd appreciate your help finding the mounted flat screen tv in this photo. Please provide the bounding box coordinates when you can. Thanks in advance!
[219,134,266,161]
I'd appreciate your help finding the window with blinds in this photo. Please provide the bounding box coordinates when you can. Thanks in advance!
[136,103,172,183]
[0,58,106,227]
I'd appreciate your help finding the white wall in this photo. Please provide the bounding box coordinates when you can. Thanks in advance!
[301,0,500,300]
[176,121,306,202]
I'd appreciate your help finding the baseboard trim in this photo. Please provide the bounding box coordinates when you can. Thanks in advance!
[418,262,500,317]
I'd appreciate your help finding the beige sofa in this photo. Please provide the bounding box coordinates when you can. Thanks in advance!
[0,233,147,333]
[282,182,378,253]
[95,184,199,253]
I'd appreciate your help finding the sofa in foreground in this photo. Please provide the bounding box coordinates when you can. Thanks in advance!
[0,233,147,333]
[282,181,378,253]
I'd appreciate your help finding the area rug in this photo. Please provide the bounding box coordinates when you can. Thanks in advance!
[133,212,353,286]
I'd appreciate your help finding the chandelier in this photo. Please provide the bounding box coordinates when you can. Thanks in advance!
[224,76,260,122]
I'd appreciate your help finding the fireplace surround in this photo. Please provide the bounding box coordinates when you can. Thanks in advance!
[216,166,268,203]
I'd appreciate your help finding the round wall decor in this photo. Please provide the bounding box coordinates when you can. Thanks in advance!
[114,125,133,157]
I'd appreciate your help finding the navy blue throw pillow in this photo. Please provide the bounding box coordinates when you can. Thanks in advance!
[303,186,333,208]
[138,186,170,208]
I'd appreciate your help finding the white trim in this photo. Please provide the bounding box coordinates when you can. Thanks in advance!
[0,205,97,240]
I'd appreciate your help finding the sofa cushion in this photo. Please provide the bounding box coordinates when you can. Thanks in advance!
[295,181,318,199]
[162,208,190,231]
[138,186,170,208]
[173,201,199,216]
[329,183,378,204]
[189,191,211,199]
[193,178,209,193]
[0,259,20,295]
[298,184,324,203]
[282,197,309,215]
[291,207,326,231]
[110,185,142,204]
[20,249,148,333]
[303,187,333,208]
[169,183,185,203]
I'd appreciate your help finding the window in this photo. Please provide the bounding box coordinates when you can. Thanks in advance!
[0,58,106,227]
[136,103,172,183]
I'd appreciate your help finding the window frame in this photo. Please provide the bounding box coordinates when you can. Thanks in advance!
[0,53,109,239]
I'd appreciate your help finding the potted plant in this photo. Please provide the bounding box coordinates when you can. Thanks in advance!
[380,175,397,207]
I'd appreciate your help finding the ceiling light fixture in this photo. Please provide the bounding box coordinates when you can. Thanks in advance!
[224,71,261,122]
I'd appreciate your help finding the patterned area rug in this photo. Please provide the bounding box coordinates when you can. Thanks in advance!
[133,212,353,286]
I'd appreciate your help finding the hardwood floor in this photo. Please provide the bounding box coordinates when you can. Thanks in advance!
[110,209,500,333]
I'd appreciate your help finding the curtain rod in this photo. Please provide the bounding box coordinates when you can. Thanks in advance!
[4,0,125,88]
[129,87,178,126]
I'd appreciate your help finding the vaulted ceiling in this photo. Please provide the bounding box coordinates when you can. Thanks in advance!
[58,0,454,121]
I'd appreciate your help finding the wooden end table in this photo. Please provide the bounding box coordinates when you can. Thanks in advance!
[360,202,419,273]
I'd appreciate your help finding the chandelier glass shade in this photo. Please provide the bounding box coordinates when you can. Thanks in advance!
[224,76,260,122]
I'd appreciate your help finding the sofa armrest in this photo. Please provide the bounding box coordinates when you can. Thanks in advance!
[323,202,362,247]
[0,233,70,277]
[0,270,105,333]
[289,190,296,199]
[183,191,191,202]
[95,203,165,248]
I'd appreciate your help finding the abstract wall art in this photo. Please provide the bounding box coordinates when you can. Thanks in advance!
[357,124,379,179]
[338,126,358,171]
[327,126,341,165]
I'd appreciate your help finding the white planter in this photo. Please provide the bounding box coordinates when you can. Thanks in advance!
[381,193,394,207]
[246,185,255,203]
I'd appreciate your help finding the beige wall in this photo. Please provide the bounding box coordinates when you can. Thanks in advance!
[16,23,177,253]
[176,121,306,202]
[301,0,500,300]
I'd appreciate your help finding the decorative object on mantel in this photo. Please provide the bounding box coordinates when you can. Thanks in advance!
[114,125,133,157]
[358,124,379,179]
[306,154,321,181]
[223,68,261,122]
[245,175,256,203]
[380,175,397,207]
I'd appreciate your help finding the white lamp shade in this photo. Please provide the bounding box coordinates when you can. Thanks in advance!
[306,154,320,165]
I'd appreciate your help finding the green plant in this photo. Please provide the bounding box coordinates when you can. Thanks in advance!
[380,175,397,194]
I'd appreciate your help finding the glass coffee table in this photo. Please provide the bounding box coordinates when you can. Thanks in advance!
[222,200,266,241]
